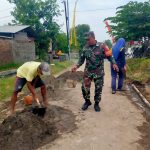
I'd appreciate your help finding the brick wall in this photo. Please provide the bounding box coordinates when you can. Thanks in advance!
[12,40,36,63]
[0,32,36,65]
[12,32,36,63]
[0,39,14,65]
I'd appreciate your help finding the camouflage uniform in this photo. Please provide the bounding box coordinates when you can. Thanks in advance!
[77,42,116,103]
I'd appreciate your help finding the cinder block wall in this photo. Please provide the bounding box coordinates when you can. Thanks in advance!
[12,32,36,63]
[0,33,36,65]
[0,39,14,65]
[12,40,35,63]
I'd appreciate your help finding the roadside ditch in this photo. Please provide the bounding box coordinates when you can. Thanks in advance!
[126,80,150,150]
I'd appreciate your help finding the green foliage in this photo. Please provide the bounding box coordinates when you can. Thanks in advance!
[51,60,73,75]
[75,24,90,49]
[0,63,22,71]
[127,58,150,82]
[56,32,68,53]
[104,39,112,49]
[8,0,60,58]
[105,1,150,41]
[0,76,15,101]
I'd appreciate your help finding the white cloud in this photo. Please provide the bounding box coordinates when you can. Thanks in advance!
[64,0,148,41]
[0,0,14,25]
[0,0,148,41]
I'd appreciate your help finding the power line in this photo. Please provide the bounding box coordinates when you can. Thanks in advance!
[76,7,116,13]
[0,8,116,21]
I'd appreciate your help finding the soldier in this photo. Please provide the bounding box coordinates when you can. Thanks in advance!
[72,31,118,112]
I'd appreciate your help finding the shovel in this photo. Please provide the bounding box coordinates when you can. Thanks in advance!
[32,98,46,117]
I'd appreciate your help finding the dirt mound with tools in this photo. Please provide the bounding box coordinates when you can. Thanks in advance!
[45,71,84,99]
[0,71,83,150]
[0,105,76,150]
[57,71,84,82]
[0,110,56,150]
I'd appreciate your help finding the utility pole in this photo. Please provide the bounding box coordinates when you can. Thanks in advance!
[63,0,71,60]
[66,0,71,59]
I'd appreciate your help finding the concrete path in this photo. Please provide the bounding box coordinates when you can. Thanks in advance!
[39,61,145,150]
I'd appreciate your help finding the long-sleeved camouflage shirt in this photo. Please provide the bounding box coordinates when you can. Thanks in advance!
[77,42,116,78]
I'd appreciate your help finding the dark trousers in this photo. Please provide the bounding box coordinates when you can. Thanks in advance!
[14,76,44,93]
[111,66,124,91]
[81,74,103,103]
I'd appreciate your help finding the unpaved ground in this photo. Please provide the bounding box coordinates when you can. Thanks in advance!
[137,114,150,150]
[0,72,82,150]
[38,62,149,150]
[0,62,150,150]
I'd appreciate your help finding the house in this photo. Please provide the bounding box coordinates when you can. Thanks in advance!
[0,25,36,65]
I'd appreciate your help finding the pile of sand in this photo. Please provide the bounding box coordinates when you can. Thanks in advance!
[0,109,57,150]
[0,105,76,150]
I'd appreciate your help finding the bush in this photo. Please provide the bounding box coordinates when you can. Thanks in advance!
[127,58,150,82]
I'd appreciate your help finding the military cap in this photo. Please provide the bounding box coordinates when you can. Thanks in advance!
[84,31,95,39]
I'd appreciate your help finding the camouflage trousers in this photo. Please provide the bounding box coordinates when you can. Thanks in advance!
[81,74,104,103]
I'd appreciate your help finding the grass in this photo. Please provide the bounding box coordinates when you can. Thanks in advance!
[0,60,74,101]
[0,76,15,101]
[0,63,22,72]
[126,58,150,83]
[51,60,73,75]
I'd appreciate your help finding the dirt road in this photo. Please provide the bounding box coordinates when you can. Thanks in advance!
[38,62,146,150]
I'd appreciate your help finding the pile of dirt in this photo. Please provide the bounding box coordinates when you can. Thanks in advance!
[47,105,77,133]
[0,109,57,150]
[0,71,80,149]
[57,71,84,82]
[45,71,84,99]
[44,71,83,90]
[0,105,76,150]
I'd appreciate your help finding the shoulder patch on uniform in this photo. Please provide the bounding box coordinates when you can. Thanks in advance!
[120,47,124,51]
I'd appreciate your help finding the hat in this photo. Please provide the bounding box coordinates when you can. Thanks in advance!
[39,62,50,76]
[84,31,95,39]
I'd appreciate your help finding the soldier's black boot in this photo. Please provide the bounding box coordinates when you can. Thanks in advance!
[82,100,92,110]
[94,102,101,112]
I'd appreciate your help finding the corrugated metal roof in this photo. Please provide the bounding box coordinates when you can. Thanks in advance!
[0,36,13,39]
[0,25,30,33]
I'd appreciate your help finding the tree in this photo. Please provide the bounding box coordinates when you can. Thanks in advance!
[105,0,150,41]
[8,0,60,58]
[55,32,68,53]
[75,24,90,49]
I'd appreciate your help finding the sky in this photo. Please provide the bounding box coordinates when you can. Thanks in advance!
[0,0,148,42]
